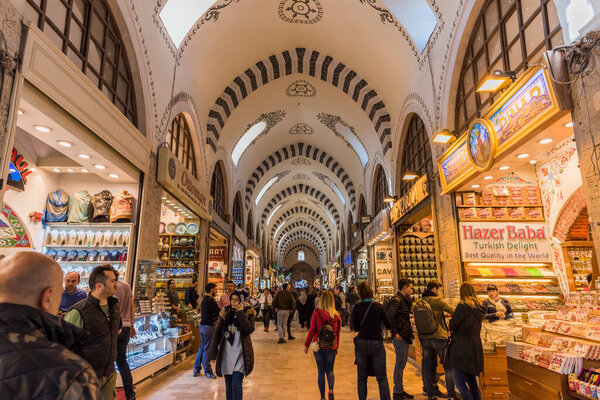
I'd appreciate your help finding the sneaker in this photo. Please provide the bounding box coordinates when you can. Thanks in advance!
[328,390,334,400]
[401,392,415,399]
[288,336,296,340]
[433,389,449,398]
[204,372,216,379]
[278,338,286,344]
[192,368,201,377]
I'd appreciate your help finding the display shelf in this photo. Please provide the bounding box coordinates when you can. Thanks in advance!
[397,233,437,294]
[45,245,128,249]
[55,261,126,264]
[457,204,545,208]
[127,336,166,352]
[562,242,595,291]
[46,222,134,228]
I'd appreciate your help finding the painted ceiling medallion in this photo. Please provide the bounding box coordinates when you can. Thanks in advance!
[293,173,311,181]
[278,0,323,24]
[292,157,312,165]
[286,80,317,97]
[289,123,314,135]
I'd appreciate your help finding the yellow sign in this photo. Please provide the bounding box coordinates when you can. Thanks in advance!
[157,146,213,221]
[390,174,430,225]
[438,65,567,193]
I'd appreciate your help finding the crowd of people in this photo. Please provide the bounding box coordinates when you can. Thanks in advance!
[0,250,506,400]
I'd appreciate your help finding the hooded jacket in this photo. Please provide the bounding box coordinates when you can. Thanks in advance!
[447,301,487,376]
[387,292,414,343]
[0,303,102,400]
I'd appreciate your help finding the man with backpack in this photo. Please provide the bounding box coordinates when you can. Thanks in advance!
[415,280,456,400]
[387,278,415,400]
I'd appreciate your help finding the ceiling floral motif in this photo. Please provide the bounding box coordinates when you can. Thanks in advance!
[286,80,317,97]
[278,0,323,24]
[289,123,314,135]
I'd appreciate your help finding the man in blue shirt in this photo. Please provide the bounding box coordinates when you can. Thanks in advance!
[59,271,87,312]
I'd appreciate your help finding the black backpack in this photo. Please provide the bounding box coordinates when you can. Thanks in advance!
[317,311,336,348]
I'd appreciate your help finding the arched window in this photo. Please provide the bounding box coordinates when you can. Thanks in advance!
[359,195,367,219]
[373,165,388,215]
[347,213,353,248]
[232,193,243,229]
[211,163,226,220]
[246,212,254,239]
[167,114,197,178]
[25,0,139,126]
[399,115,432,196]
[455,0,563,131]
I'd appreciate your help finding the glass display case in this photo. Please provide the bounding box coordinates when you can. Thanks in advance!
[116,312,173,386]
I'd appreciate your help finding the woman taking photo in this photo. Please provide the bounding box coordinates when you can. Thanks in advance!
[304,290,342,400]
[447,282,486,400]
[351,282,392,400]
[259,288,273,332]
[209,292,255,400]
[482,284,514,322]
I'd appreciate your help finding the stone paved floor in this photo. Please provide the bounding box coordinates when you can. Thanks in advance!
[136,321,430,400]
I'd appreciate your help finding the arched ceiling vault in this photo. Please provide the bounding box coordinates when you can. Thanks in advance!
[275,220,328,249]
[271,206,332,238]
[280,230,324,254]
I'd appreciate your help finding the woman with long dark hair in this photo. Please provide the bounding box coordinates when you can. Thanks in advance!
[304,290,342,400]
[209,292,256,400]
[447,283,486,400]
[259,288,273,332]
[351,282,392,400]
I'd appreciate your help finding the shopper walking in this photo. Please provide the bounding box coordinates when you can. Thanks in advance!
[351,282,392,400]
[447,283,486,400]
[0,252,102,400]
[304,290,342,400]
[298,289,308,328]
[387,278,415,400]
[114,274,137,400]
[273,283,296,343]
[219,281,235,309]
[209,292,256,400]
[193,283,220,379]
[305,288,317,329]
[416,280,456,400]
[259,288,273,332]
[64,265,121,400]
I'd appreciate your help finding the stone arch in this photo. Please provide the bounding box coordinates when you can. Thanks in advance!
[206,48,392,154]
[289,263,317,286]
[281,231,324,253]
[210,160,230,221]
[554,187,588,242]
[244,143,357,210]
[284,243,320,265]
[261,184,341,225]
[271,206,333,237]
[275,220,328,247]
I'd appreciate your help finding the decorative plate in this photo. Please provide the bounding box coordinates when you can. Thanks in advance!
[159,222,166,234]
[186,223,199,235]
[175,223,187,235]
[166,223,176,234]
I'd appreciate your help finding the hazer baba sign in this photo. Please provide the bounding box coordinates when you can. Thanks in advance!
[459,222,552,262]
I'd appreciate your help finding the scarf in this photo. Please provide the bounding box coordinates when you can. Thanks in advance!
[488,296,506,314]
[223,306,240,345]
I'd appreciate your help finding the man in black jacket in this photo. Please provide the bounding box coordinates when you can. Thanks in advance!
[387,278,415,400]
[0,252,102,399]
[193,283,220,378]
[64,265,121,400]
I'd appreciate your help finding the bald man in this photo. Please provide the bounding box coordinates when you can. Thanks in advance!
[59,271,87,312]
[0,252,102,399]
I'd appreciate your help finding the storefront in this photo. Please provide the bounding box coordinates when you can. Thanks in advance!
[390,174,441,296]
[364,208,395,300]
[155,145,212,310]
[437,58,594,398]
[246,242,261,294]
[207,225,229,300]
[231,235,246,288]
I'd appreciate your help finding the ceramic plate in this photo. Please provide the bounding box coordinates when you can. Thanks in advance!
[187,223,199,235]
[175,223,187,235]
[166,223,176,234]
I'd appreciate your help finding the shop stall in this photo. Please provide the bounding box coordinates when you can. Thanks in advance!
[207,226,229,300]
[364,208,395,300]
[231,238,246,288]
[246,242,261,295]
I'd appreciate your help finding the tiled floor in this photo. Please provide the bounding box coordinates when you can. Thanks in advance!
[136,321,430,400]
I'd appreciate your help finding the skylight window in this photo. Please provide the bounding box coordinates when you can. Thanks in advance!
[255,177,278,205]
[298,251,305,261]
[338,124,368,167]
[323,176,346,206]
[159,0,217,48]
[266,204,283,226]
[232,121,267,166]
[382,0,437,52]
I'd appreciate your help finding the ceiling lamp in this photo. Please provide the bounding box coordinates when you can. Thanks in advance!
[17,109,24,115]
[565,121,574,128]
[402,172,419,181]
[383,195,398,203]
[538,138,553,144]
[57,140,73,148]
[432,129,457,144]
[94,164,106,170]
[529,160,537,165]
[66,168,74,172]
[471,184,480,189]
[52,168,60,172]
[517,153,529,159]
[499,166,510,170]
[109,173,119,179]
[34,125,52,133]
[476,70,516,92]
[79,154,90,159]
[81,168,88,173]
[483,176,493,180]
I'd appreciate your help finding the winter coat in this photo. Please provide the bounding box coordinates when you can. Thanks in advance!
[304,308,342,350]
[273,289,296,311]
[209,307,256,377]
[387,292,414,344]
[418,290,455,340]
[482,297,514,322]
[447,302,486,376]
[346,291,360,306]
[0,303,102,400]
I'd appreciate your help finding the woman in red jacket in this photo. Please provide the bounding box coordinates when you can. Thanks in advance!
[304,290,342,400]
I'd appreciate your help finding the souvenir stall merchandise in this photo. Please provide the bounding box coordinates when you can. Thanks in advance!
[231,240,245,287]
[207,227,229,299]
[365,208,395,297]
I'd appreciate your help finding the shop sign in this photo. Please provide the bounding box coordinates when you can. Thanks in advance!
[459,221,551,262]
[7,147,33,192]
[438,66,565,193]
[157,146,212,221]
[374,244,393,280]
[351,228,363,250]
[344,251,352,266]
[390,174,430,225]
[208,246,226,273]
[365,208,390,244]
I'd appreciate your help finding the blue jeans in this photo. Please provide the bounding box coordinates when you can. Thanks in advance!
[421,338,454,397]
[355,339,391,400]
[453,368,481,400]
[224,371,244,400]
[194,325,214,373]
[392,338,409,394]
[314,349,337,398]
[277,310,290,339]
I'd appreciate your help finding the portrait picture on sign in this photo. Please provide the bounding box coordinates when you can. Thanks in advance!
[467,120,495,170]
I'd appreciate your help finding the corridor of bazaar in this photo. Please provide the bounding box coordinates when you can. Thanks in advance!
[1,1,600,400]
